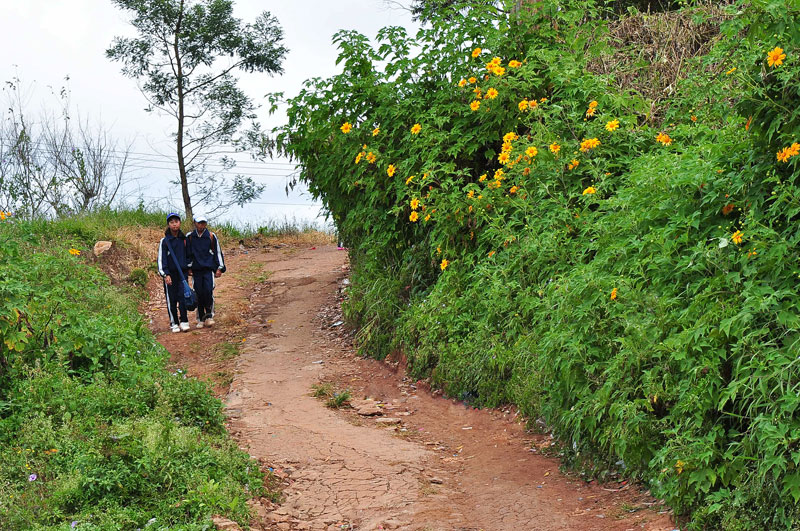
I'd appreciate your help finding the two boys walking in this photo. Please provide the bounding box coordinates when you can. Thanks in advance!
[158,212,226,333]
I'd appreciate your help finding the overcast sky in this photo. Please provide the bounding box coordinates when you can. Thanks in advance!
[1,0,418,227]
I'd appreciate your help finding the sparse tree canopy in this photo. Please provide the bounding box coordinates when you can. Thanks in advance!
[107,0,288,222]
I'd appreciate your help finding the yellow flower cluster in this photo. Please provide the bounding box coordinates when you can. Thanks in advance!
[586,100,598,117]
[567,159,580,170]
[366,152,376,164]
[732,230,743,245]
[0,211,11,221]
[656,132,673,145]
[486,57,505,76]
[340,122,352,134]
[508,60,522,68]
[579,138,601,152]
[776,142,800,163]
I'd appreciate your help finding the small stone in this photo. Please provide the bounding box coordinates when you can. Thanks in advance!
[375,417,402,425]
[93,241,113,257]
[428,477,444,484]
[211,516,242,530]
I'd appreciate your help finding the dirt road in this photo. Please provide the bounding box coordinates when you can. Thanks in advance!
[149,242,677,531]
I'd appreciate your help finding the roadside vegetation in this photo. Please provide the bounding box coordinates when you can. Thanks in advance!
[0,209,278,529]
[278,0,800,527]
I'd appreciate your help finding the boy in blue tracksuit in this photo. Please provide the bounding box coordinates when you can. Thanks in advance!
[186,214,226,328]
[158,213,191,333]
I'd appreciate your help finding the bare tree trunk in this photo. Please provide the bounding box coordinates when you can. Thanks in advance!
[174,0,193,224]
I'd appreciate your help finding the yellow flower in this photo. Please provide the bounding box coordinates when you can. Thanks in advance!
[387,164,396,177]
[508,60,522,68]
[468,76,477,84]
[610,288,618,300]
[777,147,791,163]
[540,97,547,103]
[588,100,598,108]
[68,248,81,256]
[485,88,498,99]
[767,46,786,68]
[605,119,620,132]
[789,143,800,157]
[498,152,510,164]
[405,175,415,185]
[509,185,519,194]
[488,250,495,257]
[409,211,419,222]
[478,173,487,182]
[732,230,743,245]
[503,132,518,143]
[579,138,601,152]
[0,212,5,221]
[411,123,422,135]
[410,198,420,210]
[470,100,481,111]
[366,152,376,164]
[518,99,529,112]
[568,159,579,170]
[493,66,506,76]
[355,151,364,164]
[472,47,482,58]
[582,186,596,195]
[549,143,561,155]
[525,146,538,158]
[436,246,441,254]
[585,106,596,117]
[489,56,501,67]
[372,127,380,136]
[494,169,504,180]
[656,132,672,145]
[675,460,685,475]
[725,67,737,75]
[691,115,697,122]
[424,214,431,222]
[440,258,449,270]
[501,142,513,153]
[340,122,352,134]
[467,190,475,199]
[458,78,467,87]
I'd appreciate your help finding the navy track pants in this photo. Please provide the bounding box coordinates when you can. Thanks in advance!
[164,278,188,325]
[193,270,215,321]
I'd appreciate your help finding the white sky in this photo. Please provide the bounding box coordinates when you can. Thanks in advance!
[1,0,418,227]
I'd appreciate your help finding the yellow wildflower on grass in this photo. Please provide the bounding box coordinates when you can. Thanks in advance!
[583,186,596,195]
[440,258,449,270]
[503,132,518,143]
[767,46,786,68]
[410,198,420,210]
[508,60,522,68]
[568,159,579,170]
[518,99,529,111]
[732,230,743,245]
[726,67,737,75]
[509,185,519,194]
[355,152,364,164]
[467,190,475,199]
[405,175,415,185]
[411,123,422,135]
[489,56,501,67]
[501,142,513,153]
[498,152,510,164]
[579,138,601,152]
[387,164,396,177]
[478,173,487,182]
[488,250,495,257]
[470,100,481,111]
[777,147,792,163]
[468,76,477,84]
[485,87,498,99]
[610,288,618,300]
[372,127,380,136]
[68,248,81,256]
[409,211,419,222]
[458,78,467,87]
[494,169,504,180]
[493,66,506,76]
[366,152,376,164]
[656,132,672,145]
[605,119,620,132]
[549,143,561,154]
[472,47,482,58]
[525,146,538,158]
[340,122,352,134]
[586,107,596,117]
[675,460,685,475]
[588,100,598,109]
[424,214,431,222]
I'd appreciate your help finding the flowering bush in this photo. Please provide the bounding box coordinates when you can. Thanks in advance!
[278,0,800,526]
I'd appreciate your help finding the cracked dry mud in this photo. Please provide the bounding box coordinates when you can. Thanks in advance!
[151,243,678,531]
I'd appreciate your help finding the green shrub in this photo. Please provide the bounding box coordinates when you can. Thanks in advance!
[277,0,800,526]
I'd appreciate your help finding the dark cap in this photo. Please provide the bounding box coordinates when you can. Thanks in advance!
[166,212,181,222]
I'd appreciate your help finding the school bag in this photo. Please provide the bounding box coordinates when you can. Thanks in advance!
[166,238,198,311]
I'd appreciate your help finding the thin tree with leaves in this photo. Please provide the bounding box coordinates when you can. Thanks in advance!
[107,0,288,221]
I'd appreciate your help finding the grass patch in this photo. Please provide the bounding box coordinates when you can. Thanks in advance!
[213,341,241,362]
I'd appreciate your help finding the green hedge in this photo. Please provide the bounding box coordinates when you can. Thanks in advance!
[278,0,800,527]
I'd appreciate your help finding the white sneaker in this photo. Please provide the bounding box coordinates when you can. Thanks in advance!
[196,321,204,329]
[205,318,215,326]
[171,324,180,333]
[179,322,191,332]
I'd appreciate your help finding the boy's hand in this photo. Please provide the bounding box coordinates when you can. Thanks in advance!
[215,270,222,278]
[165,275,172,286]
